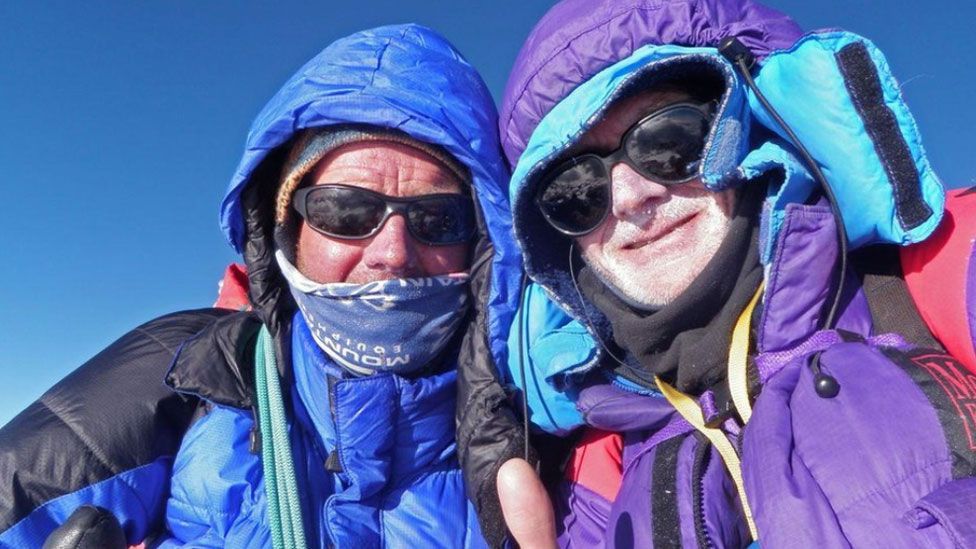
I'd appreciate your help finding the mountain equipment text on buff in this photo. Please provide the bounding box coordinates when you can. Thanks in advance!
[0,24,520,549]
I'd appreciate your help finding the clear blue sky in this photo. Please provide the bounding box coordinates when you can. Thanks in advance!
[2,0,973,426]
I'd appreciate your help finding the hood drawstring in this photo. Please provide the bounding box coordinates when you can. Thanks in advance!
[720,37,843,399]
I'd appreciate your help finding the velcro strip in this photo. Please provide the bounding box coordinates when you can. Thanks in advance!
[836,41,932,230]
[651,435,685,548]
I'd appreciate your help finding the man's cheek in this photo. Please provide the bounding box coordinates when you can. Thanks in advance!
[424,244,470,274]
[297,232,363,283]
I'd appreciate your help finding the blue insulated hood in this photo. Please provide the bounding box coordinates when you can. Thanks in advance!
[219,24,520,373]
[221,24,508,253]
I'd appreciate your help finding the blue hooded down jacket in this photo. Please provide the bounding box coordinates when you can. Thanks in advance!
[0,24,521,548]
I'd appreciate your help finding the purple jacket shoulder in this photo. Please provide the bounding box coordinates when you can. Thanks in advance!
[554,204,976,547]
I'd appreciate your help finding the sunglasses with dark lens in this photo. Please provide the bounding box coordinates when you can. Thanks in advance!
[535,101,716,236]
[292,184,476,246]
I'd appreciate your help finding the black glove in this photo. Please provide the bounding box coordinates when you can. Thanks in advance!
[42,506,126,549]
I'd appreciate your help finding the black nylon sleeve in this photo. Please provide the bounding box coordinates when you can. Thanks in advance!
[0,309,221,535]
[239,146,295,384]
[456,204,536,548]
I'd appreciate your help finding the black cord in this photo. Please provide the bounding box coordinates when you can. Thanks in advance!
[719,37,843,398]
[517,270,531,461]
[568,244,631,369]
[730,57,848,328]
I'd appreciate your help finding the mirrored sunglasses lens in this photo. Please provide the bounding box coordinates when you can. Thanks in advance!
[305,186,385,237]
[407,196,474,244]
[625,107,709,182]
[538,157,609,234]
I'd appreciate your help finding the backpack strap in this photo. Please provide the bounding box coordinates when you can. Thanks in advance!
[851,245,943,350]
[729,284,764,424]
[655,377,759,541]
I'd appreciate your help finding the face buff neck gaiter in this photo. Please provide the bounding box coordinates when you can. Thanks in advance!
[276,251,470,376]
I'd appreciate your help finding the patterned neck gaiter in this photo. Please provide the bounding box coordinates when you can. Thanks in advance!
[276,251,469,376]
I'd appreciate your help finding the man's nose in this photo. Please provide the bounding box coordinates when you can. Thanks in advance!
[609,162,669,219]
[363,214,419,275]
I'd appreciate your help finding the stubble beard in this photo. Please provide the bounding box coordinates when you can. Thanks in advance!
[582,199,734,309]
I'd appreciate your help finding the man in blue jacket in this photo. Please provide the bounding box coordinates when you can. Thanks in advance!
[0,24,521,548]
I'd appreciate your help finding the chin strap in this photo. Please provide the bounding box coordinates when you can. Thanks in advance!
[255,325,308,549]
[654,284,764,541]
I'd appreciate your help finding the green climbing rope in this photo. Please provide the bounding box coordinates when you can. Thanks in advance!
[255,325,308,549]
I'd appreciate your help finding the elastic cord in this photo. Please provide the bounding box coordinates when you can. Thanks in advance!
[720,40,849,330]
[568,243,631,369]
[719,38,846,399]
[518,270,530,461]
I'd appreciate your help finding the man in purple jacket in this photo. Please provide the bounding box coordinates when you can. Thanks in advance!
[456,0,976,547]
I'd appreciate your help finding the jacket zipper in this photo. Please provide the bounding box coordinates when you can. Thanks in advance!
[691,433,715,549]
[605,369,664,397]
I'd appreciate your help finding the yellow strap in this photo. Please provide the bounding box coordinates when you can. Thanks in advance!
[728,283,765,424]
[655,377,759,540]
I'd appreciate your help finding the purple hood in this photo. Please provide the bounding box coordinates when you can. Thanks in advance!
[487,2,972,547]
[498,0,801,166]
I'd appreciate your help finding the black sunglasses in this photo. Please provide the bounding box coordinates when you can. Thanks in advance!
[535,102,716,236]
[292,184,476,246]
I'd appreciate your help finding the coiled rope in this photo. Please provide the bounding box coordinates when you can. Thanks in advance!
[255,325,308,549]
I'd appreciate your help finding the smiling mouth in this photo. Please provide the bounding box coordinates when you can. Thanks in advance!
[623,211,700,251]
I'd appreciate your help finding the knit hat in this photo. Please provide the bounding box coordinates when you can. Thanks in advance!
[275,125,470,225]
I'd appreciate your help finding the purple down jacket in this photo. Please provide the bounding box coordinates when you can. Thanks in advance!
[548,209,976,547]
[453,0,976,547]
